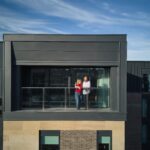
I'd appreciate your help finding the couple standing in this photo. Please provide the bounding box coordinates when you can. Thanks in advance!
[75,75,91,110]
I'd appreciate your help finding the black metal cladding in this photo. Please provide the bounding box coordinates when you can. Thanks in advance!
[3,34,127,121]
[12,41,120,64]
[127,61,150,93]
[126,61,150,150]
[0,42,3,98]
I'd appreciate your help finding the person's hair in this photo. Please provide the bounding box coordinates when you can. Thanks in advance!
[76,79,82,83]
[77,78,81,81]
[83,75,89,81]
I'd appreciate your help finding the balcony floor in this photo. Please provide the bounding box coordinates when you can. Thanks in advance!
[15,107,114,112]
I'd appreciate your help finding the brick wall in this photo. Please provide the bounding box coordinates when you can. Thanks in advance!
[60,130,96,150]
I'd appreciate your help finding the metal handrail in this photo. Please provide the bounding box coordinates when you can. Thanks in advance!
[21,87,101,110]
[21,86,99,89]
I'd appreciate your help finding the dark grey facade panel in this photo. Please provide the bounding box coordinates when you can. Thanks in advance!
[3,111,126,121]
[0,68,1,98]
[15,61,120,66]
[126,93,142,150]
[127,61,150,92]
[126,61,150,150]
[12,41,120,63]
[4,42,11,112]
[12,41,120,51]
[4,34,127,42]
[110,67,119,111]
[119,42,127,113]
[0,42,3,98]
[14,51,119,61]
[142,61,150,68]
[0,69,1,94]
[0,42,2,68]
[142,68,150,74]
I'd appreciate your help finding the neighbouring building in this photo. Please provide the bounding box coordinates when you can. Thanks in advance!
[126,61,150,150]
[0,41,3,150]
[1,34,127,150]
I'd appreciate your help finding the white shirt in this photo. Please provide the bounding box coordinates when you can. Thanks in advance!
[82,81,91,95]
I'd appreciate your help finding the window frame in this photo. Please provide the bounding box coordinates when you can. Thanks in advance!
[97,130,112,150]
[39,130,60,150]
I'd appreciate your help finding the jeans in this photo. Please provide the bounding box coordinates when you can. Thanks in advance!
[83,94,89,109]
[75,92,81,109]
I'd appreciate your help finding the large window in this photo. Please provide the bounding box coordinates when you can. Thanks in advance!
[21,66,110,110]
[39,131,60,150]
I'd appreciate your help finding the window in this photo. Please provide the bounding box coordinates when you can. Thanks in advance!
[97,131,112,150]
[39,131,60,150]
[142,125,147,144]
[142,74,150,92]
[142,94,150,118]
[142,98,148,118]
[21,66,110,110]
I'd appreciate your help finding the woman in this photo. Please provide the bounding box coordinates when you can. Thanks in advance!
[82,75,91,109]
[75,79,82,110]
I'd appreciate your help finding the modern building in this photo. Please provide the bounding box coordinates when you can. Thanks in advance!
[0,41,3,150]
[0,34,127,150]
[126,61,150,150]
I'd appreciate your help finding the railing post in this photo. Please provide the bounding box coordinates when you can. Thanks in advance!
[42,88,45,111]
[64,88,67,109]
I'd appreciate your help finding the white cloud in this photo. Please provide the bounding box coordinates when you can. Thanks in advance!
[0,4,68,40]
[7,0,150,27]
[102,2,116,13]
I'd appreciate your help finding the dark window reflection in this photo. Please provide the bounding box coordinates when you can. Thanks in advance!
[143,74,150,92]
[22,89,43,109]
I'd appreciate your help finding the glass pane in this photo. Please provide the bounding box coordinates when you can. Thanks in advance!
[22,89,42,109]
[67,88,76,108]
[101,136,111,144]
[44,136,59,145]
[49,68,68,87]
[97,68,110,108]
[45,88,65,108]
[142,125,147,144]
[142,98,147,118]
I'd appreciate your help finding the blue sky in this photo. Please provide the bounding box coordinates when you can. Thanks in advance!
[0,0,150,60]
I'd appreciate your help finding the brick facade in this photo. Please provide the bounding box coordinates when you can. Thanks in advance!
[60,130,96,150]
